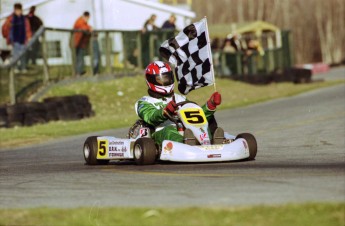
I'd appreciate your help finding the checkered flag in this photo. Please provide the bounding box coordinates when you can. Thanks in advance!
[159,18,214,94]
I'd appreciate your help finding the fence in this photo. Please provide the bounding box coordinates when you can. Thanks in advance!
[0,27,292,105]
[218,30,293,79]
[0,27,176,104]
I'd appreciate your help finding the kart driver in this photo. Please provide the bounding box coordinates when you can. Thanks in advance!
[135,61,224,146]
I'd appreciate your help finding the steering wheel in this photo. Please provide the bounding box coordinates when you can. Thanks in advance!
[174,100,198,107]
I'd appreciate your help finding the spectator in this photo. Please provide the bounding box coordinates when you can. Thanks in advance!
[227,33,243,52]
[217,38,233,76]
[2,3,32,73]
[26,6,43,65]
[142,14,158,33]
[161,14,176,30]
[222,38,236,53]
[246,39,264,56]
[73,11,92,76]
[242,38,264,75]
[91,32,100,76]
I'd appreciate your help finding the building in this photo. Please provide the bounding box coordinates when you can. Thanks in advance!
[0,0,195,30]
[0,0,195,65]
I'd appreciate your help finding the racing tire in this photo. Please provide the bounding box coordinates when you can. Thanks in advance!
[83,136,109,165]
[133,138,157,165]
[236,133,257,160]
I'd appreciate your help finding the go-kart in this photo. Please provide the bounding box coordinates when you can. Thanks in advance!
[83,101,257,165]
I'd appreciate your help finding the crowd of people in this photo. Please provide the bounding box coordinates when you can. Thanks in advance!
[1,3,98,76]
[1,3,178,76]
[142,14,177,33]
[71,12,178,76]
[1,3,266,77]
[211,34,264,76]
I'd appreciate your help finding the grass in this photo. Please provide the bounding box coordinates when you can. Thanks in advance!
[0,75,343,149]
[0,203,344,226]
[0,65,74,104]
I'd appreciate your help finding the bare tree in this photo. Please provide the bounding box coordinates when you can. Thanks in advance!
[191,0,345,64]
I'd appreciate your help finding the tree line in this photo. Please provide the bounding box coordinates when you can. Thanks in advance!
[192,0,345,65]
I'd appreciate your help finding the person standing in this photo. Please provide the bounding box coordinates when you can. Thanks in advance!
[73,11,92,76]
[142,14,158,33]
[26,5,43,65]
[91,32,100,76]
[161,14,176,30]
[142,14,158,66]
[2,3,32,73]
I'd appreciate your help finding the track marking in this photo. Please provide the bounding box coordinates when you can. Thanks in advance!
[100,168,342,178]
[255,111,345,135]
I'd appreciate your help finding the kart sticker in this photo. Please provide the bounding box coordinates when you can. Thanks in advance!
[180,108,207,126]
[108,146,127,152]
[199,145,224,151]
[109,153,124,157]
[202,140,211,145]
[207,154,221,158]
[140,128,150,137]
[199,132,208,141]
[163,142,173,155]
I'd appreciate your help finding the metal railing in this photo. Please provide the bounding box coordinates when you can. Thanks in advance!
[0,27,292,104]
[0,27,176,104]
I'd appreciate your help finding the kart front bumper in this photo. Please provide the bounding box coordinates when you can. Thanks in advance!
[160,138,250,162]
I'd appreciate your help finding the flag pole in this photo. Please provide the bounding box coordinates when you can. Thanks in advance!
[204,16,217,92]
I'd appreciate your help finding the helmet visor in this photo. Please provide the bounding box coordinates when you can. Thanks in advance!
[147,71,174,86]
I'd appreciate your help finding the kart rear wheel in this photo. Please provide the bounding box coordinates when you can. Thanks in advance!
[133,138,157,165]
[236,133,257,160]
[83,136,109,165]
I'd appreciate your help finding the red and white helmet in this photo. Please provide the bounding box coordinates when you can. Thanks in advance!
[145,61,174,95]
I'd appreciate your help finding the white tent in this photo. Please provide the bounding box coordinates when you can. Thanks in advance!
[0,0,195,65]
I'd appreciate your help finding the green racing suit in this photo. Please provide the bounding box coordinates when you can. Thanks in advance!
[135,93,216,147]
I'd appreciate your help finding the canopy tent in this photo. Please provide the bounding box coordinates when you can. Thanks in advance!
[232,21,280,36]
[208,21,282,49]
[229,21,282,48]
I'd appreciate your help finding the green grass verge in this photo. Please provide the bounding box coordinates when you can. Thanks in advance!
[0,203,344,226]
[0,76,343,149]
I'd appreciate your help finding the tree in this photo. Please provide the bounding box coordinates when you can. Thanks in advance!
[192,0,345,64]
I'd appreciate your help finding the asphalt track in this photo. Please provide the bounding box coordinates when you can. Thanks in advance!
[1,71,344,208]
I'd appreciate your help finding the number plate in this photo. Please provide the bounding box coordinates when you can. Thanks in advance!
[97,137,131,159]
[97,139,109,159]
[180,108,207,126]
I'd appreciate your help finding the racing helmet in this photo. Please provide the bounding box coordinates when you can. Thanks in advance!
[145,61,174,95]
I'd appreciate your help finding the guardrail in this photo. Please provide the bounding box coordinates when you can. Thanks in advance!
[0,27,176,104]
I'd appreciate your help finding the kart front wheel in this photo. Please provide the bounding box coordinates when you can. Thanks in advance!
[83,136,109,165]
[236,133,257,160]
[133,138,157,165]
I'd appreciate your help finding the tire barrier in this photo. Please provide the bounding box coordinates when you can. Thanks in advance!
[0,95,94,128]
[284,68,312,84]
[0,106,8,128]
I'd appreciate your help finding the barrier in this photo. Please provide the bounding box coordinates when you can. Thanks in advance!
[0,95,94,128]
[0,27,293,104]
